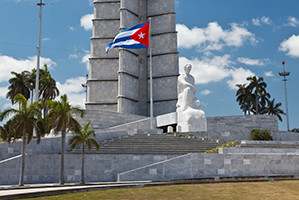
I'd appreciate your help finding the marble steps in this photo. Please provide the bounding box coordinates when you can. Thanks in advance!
[69,149,207,155]
[69,134,222,155]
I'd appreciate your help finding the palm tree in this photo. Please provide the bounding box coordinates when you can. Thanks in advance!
[264,98,285,122]
[246,76,270,114]
[46,94,84,185]
[39,72,60,118]
[0,94,43,186]
[0,123,9,142]
[68,121,99,184]
[27,69,36,103]
[236,84,253,115]
[6,71,31,104]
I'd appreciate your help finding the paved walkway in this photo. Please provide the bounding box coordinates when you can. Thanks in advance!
[1,175,298,199]
[0,181,153,200]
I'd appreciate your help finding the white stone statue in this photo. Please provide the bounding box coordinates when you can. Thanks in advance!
[176,64,207,132]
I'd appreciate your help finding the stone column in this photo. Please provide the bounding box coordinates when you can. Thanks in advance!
[87,0,120,112]
[147,0,179,116]
[117,0,143,114]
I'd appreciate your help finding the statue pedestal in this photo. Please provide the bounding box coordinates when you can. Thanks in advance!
[177,107,207,132]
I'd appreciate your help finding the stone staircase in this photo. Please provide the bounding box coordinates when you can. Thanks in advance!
[69,134,225,155]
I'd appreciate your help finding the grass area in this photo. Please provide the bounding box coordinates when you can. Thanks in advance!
[20,180,299,200]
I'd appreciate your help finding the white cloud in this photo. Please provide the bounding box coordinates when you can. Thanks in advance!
[200,89,212,95]
[81,52,90,71]
[80,14,93,31]
[179,55,255,90]
[89,0,93,6]
[252,18,261,26]
[286,16,299,27]
[176,22,256,52]
[237,57,270,66]
[179,55,232,84]
[227,67,255,90]
[0,55,56,83]
[68,53,79,60]
[57,77,86,108]
[81,53,90,64]
[264,71,274,77]
[69,26,75,31]
[279,34,299,58]
[252,16,271,26]
[42,38,50,41]
[0,86,8,99]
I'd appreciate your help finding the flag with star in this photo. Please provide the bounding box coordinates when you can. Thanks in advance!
[106,22,150,53]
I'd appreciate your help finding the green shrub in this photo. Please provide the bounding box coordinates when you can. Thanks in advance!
[165,132,180,135]
[187,134,195,137]
[251,129,273,141]
[291,128,299,133]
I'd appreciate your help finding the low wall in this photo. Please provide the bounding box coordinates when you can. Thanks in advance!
[2,151,299,185]
[0,130,128,161]
[0,154,175,185]
[207,115,278,132]
[185,130,299,142]
[118,153,299,182]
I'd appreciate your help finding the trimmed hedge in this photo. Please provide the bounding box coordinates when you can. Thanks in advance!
[251,129,273,141]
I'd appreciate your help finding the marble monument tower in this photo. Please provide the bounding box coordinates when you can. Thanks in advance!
[86,0,179,116]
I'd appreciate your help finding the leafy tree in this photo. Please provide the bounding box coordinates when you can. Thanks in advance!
[6,71,31,104]
[263,98,285,122]
[39,67,60,117]
[291,128,299,133]
[0,124,8,142]
[46,94,84,185]
[68,120,99,184]
[236,76,284,122]
[246,76,270,114]
[0,94,43,186]
[236,84,253,115]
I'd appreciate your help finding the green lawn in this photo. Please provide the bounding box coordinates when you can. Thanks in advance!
[22,180,299,200]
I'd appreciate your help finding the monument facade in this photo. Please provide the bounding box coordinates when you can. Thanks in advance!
[176,64,207,132]
[86,0,179,116]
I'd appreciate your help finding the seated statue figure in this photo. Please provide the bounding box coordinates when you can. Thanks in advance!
[176,64,207,132]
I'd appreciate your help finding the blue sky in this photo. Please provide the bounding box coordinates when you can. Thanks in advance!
[0,0,299,131]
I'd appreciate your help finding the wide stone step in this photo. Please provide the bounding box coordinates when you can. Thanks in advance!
[70,134,221,155]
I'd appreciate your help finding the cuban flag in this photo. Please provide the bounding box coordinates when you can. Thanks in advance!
[106,22,150,53]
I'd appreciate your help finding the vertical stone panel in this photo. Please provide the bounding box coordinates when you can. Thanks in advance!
[88,0,178,116]
[87,0,120,112]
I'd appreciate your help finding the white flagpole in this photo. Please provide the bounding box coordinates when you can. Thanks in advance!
[149,18,154,129]
[35,0,43,102]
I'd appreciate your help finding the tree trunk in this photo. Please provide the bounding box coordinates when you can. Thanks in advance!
[256,95,259,114]
[80,142,85,185]
[60,128,66,185]
[19,132,27,186]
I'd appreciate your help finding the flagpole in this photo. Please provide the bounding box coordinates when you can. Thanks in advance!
[35,0,44,102]
[149,18,154,129]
